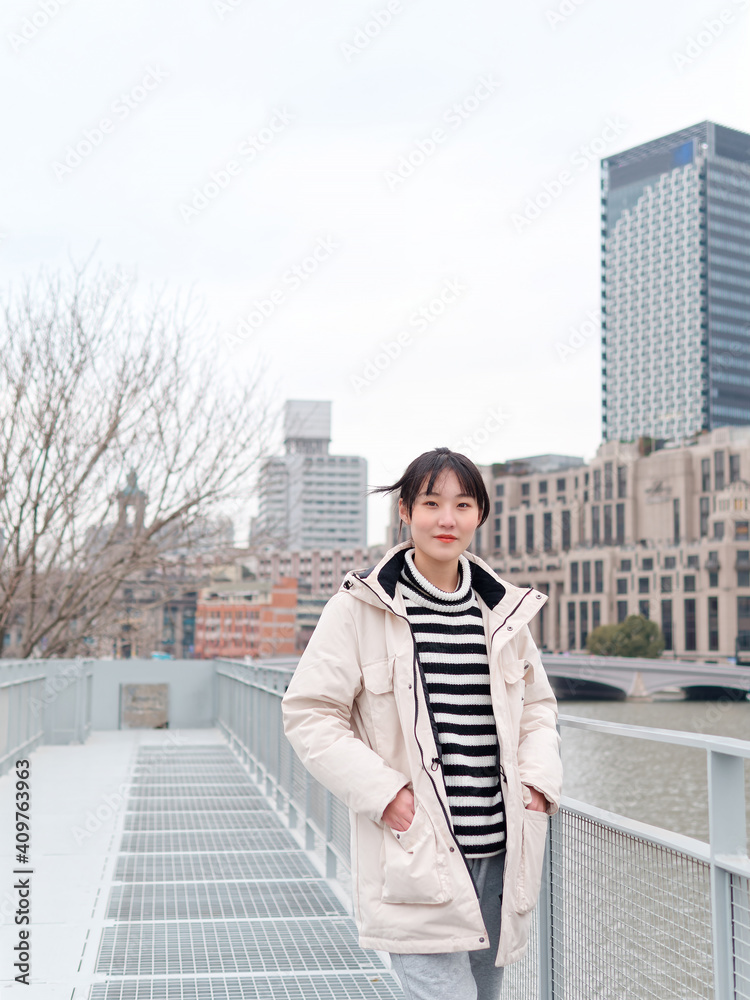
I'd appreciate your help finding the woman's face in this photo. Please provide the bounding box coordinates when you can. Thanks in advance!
[399,469,482,563]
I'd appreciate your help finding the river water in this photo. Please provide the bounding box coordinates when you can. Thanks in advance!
[558,694,750,842]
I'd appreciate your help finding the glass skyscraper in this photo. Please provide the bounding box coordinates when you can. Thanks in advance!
[601,121,750,443]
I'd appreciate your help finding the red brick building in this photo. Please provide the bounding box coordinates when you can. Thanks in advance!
[194,577,297,660]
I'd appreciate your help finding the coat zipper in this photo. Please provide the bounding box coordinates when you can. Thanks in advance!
[349,574,481,903]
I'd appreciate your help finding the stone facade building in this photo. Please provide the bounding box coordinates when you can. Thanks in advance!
[389,429,750,660]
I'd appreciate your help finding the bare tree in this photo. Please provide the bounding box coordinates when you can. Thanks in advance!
[0,258,277,657]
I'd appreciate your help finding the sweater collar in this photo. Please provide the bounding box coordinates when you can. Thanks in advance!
[400,548,473,606]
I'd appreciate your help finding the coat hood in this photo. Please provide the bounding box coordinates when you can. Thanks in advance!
[339,539,547,635]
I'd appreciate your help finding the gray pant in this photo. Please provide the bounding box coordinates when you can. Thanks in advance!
[389,851,505,1000]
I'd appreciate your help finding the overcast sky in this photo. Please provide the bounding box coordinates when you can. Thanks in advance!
[3,0,749,546]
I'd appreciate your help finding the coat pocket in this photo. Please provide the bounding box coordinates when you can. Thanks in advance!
[503,657,534,685]
[381,802,453,905]
[361,656,394,694]
[515,807,549,914]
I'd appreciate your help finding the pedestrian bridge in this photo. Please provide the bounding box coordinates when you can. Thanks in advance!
[542,653,750,700]
[2,656,749,1000]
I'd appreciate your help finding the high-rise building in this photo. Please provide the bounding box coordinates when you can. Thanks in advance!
[251,400,368,550]
[601,121,750,444]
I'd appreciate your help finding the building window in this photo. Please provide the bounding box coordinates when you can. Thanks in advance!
[494,500,503,514]
[730,454,741,483]
[738,550,750,566]
[568,602,576,649]
[526,514,534,553]
[604,462,613,501]
[494,516,502,531]
[620,559,632,572]
[521,482,530,497]
[638,577,650,594]
[593,468,602,501]
[642,558,654,571]
[580,602,589,649]
[684,598,697,651]
[595,560,604,593]
[709,571,719,588]
[495,483,505,497]
[582,561,591,594]
[494,534,502,550]
[617,600,628,623]
[508,516,517,553]
[661,599,673,651]
[661,576,672,593]
[715,451,725,491]
[708,597,719,652]
[686,555,700,569]
[713,522,725,541]
[738,596,750,651]
[539,480,548,495]
[738,570,750,587]
[562,510,571,550]
[543,512,553,552]
[615,503,625,545]
[664,556,676,569]
[592,506,601,545]
[673,498,680,545]
[700,496,711,538]
[701,458,711,493]
[617,578,627,594]
[592,600,601,631]
[736,522,749,541]
[557,477,566,493]
[684,574,696,592]
[570,562,579,594]
[604,505,613,545]
[617,465,627,499]
[638,599,650,619]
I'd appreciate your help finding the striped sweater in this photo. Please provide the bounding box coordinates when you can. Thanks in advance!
[398,548,506,858]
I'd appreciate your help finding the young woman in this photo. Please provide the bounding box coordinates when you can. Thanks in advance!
[281,448,562,1000]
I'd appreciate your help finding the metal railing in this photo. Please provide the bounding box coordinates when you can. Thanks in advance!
[215,659,750,1000]
[0,658,94,775]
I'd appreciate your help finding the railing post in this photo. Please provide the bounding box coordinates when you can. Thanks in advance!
[325,790,336,879]
[538,814,556,999]
[305,768,315,851]
[708,749,747,1000]
[288,738,298,830]
[275,696,284,811]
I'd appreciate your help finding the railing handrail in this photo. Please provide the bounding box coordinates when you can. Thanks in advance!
[559,712,750,758]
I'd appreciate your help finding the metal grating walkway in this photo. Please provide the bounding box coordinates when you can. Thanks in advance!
[87,741,404,1000]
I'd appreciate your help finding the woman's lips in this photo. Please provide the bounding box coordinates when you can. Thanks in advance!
[435,535,457,542]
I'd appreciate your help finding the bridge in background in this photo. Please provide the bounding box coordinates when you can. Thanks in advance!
[541,653,750,700]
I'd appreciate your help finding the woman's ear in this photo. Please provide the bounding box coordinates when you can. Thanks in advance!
[398,497,410,525]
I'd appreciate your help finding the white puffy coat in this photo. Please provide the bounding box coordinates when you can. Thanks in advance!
[281,539,562,966]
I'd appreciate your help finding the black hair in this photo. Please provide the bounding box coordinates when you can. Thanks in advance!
[369,448,490,537]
